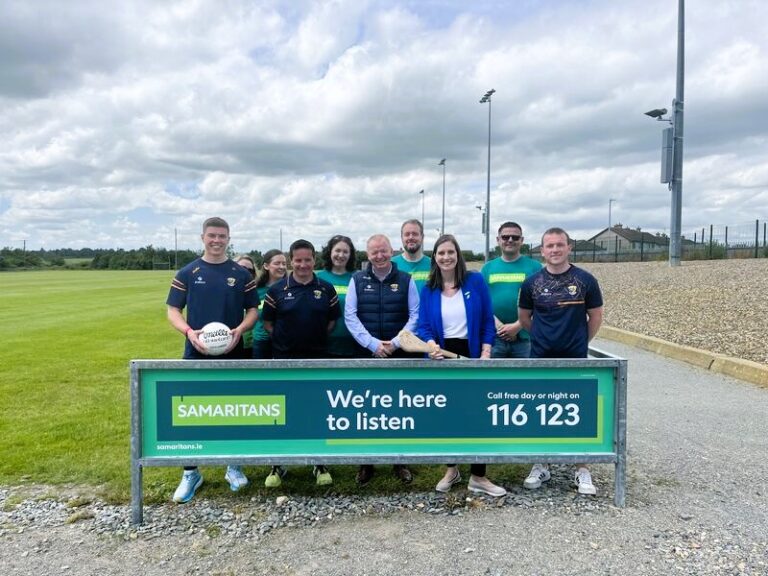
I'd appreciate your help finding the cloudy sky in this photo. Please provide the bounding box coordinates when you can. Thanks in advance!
[1,0,766,253]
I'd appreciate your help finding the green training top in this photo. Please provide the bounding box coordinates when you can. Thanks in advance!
[480,255,542,339]
[316,269,357,357]
[391,253,431,292]
[252,285,272,342]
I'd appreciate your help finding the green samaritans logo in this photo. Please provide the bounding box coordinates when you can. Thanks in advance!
[172,395,286,426]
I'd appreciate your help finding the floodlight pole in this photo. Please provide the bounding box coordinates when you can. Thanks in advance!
[645,0,684,267]
[669,0,685,267]
[480,89,495,262]
[438,159,446,235]
[608,198,616,230]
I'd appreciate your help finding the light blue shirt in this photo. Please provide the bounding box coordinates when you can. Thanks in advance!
[344,267,420,353]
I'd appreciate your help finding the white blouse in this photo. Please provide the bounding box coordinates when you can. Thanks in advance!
[441,290,468,339]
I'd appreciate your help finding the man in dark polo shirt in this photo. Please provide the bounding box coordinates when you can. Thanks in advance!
[262,239,340,359]
[344,233,419,486]
[261,238,339,486]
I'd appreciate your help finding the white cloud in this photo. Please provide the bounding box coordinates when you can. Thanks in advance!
[1,0,767,252]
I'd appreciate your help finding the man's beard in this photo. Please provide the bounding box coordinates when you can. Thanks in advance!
[404,243,421,255]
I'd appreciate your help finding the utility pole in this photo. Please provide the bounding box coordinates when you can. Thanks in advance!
[480,89,495,262]
[438,159,446,235]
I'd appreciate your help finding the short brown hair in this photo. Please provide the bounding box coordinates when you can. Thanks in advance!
[202,217,229,232]
[400,219,424,235]
[541,227,571,245]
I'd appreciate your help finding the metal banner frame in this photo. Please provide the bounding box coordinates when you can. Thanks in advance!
[131,348,627,524]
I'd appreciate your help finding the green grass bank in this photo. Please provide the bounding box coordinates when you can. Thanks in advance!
[0,270,526,504]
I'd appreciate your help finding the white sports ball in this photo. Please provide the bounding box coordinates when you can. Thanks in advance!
[199,322,233,356]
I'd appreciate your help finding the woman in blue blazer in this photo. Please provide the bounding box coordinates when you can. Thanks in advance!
[416,234,506,497]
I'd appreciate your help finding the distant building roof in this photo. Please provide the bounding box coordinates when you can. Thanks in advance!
[589,225,671,245]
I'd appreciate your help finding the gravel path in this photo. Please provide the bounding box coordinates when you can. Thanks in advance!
[582,259,768,366]
[2,339,767,575]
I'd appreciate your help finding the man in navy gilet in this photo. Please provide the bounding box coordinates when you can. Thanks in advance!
[345,233,419,486]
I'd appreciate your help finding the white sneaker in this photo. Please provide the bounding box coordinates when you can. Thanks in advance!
[524,464,551,489]
[225,465,249,491]
[173,469,203,503]
[468,476,507,497]
[574,467,596,495]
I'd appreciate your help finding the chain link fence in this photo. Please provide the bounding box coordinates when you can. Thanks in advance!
[568,219,767,263]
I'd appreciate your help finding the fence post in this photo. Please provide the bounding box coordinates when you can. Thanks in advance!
[724,226,729,259]
[640,230,644,262]
[592,241,596,263]
[709,224,714,259]
[756,219,760,258]
[614,238,619,262]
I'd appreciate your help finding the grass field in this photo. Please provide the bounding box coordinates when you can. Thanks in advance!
[0,271,526,503]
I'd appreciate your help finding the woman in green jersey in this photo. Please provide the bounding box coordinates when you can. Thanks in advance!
[252,249,287,359]
[317,235,358,358]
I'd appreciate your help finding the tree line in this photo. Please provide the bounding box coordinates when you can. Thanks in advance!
[1,244,498,271]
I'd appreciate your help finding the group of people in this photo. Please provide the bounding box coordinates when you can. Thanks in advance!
[166,216,604,503]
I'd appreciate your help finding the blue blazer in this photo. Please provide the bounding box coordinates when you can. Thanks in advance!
[416,271,496,358]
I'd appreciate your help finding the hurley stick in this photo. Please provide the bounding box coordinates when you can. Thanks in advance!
[397,329,463,359]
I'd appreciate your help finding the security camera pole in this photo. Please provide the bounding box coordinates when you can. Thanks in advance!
[645,0,685,267]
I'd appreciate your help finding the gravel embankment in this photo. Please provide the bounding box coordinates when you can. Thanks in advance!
[582,259,768,366]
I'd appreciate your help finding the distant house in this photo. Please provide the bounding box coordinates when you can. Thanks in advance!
[588,224,671,253]
[529,225,695,261]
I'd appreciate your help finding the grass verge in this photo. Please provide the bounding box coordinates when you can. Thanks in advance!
[1,271,528,503]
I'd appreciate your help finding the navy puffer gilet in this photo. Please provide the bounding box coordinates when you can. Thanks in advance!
[352,262,411,344]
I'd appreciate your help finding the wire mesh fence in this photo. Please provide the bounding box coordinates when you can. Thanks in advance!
[568,219,768,263]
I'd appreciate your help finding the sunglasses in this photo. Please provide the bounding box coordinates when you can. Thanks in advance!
[499,234,522,242]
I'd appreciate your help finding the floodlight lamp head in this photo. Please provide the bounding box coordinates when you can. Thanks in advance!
[480,89,495,103]
[439,158,446,166]
[644,108,668,119]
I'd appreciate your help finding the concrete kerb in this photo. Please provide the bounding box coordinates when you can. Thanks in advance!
[599,325,768,389]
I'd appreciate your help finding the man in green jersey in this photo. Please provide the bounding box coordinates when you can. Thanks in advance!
[480,221,542,358]
[391,219,431,292]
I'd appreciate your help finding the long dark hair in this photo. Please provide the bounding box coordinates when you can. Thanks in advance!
[321,235,357,272]
[427,234,467,290]
[256,249,285,288]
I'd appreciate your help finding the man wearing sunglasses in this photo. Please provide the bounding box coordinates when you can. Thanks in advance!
[480,221,542,358]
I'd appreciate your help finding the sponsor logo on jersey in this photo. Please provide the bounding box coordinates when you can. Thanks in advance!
[488,273,527,283]
[194,276,206,285]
